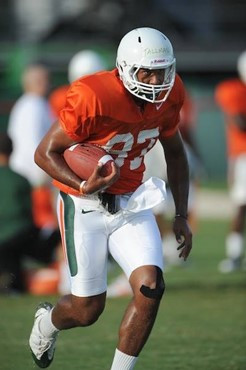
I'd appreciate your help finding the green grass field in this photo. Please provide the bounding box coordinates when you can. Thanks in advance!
[0,219,245,370]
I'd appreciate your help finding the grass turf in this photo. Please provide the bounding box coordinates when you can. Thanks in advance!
[0,219,245,370]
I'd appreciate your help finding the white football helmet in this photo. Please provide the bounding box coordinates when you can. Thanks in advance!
[237,50,246,84]
[68,50,106,83]
[116,27,176,103]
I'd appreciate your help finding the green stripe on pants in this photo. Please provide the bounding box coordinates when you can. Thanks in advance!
[60,192,78,277]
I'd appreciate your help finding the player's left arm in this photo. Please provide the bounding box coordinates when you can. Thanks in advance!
[160,130,192,260]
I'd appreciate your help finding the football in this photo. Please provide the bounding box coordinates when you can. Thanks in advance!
[63,143,115,180]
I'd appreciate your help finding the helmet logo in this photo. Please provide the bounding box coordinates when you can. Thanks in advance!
[150,59,169,64]
[144,47,170,56]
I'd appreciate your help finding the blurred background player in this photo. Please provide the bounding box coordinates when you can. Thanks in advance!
[215,50,246,273]
[49,50,106,119]
[49,49,106,294]
[7,63,61,294]
[0,133,59,293]
[7,63,57,231]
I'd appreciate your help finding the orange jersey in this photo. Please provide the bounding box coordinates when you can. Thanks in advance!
[49,85,69,119]
[215,79,246,158]
[54,69,185,195]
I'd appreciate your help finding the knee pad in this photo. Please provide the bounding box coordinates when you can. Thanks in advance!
[140,267,165,300]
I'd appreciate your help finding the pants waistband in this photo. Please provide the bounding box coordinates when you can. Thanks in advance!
[62,191,133,215]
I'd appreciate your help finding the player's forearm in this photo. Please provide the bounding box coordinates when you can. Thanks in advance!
[34,123,82,191]
[35,148,82,191]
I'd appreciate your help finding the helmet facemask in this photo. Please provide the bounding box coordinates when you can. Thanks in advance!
[133,62,175,103]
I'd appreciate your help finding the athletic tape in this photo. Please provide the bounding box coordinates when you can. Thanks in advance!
[140,268,165,300]
[98,154,113,165]
[140,284,164,299]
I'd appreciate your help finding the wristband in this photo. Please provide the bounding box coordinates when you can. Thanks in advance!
[79,180,87,195]
[175,214,188,220]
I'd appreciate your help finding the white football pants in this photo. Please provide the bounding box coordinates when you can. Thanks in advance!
[57,192,163,297]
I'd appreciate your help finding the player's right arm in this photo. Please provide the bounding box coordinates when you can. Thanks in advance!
[34,121,119,194]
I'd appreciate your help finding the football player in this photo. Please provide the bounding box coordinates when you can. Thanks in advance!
[29,27,192,369]
[8,64,57,230]
[215,50,246,273]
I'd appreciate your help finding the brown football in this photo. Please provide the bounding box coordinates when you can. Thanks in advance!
[63,143,114,180]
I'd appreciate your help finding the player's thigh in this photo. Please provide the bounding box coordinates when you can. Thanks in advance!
[108,210,163,278]
[57,192,108,297]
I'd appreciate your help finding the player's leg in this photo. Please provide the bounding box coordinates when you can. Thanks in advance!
[119,265,164,353]
[110,266,164,370]
[29,293,107,368]
[50,192,109,328]
[219,155,246,272]
[219,204,246,272]
[230,204,246,233]
[109,210,164,369]
[29,192,109,368]
[51,292,106,329]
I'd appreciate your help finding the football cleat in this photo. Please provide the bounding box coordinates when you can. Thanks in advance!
[29,302,58,368]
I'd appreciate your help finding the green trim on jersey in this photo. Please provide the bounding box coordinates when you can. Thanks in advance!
[60,192,78,276]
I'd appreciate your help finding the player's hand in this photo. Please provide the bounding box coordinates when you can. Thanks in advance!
[83,162,120,194]
[172,216,192,260]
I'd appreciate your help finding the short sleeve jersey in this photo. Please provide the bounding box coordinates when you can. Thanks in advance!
[55,69,185,195]
[215,79,246,158]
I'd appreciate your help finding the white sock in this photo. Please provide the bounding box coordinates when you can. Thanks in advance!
[110,348,138,370]
[226,232,244,259]
[39,308,59,338]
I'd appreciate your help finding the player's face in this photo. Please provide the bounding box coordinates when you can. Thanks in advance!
[136,68,165,85]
